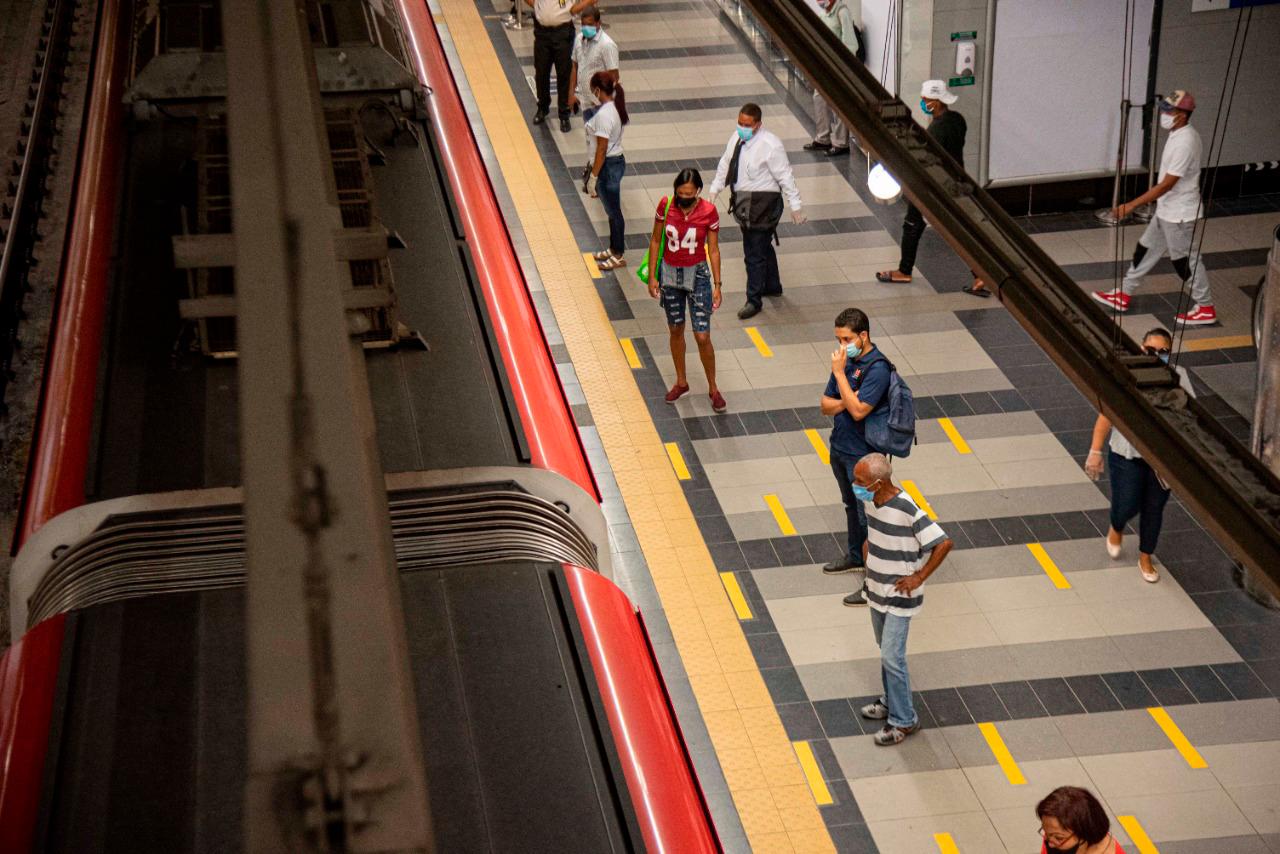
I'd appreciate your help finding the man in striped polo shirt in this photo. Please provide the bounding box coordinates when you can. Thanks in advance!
[852,453,953,746]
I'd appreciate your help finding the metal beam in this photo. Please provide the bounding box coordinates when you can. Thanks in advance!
[741,0,1280,597]
[221,0,432,849]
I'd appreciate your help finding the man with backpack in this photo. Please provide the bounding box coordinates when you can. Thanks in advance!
[821,308,892,606]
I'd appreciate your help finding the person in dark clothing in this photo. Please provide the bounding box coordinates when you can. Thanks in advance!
[876,81,986,297]
[527,0,594,132]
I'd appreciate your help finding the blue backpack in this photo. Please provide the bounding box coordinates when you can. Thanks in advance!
[862,355,916,458]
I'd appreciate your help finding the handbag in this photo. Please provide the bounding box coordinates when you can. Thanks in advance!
[636,197,672,285]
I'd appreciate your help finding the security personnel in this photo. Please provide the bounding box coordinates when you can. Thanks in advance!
[526,0,594,132]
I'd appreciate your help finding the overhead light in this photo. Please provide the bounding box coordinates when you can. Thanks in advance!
[867,163,902,205]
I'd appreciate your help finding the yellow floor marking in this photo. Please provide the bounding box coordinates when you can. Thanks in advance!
[720,572,754,620]
[1181,334,1253,352]
[619,337,642,369]
[804,429,830,465]
[978,722,1027,785]
[581,250,603,279]
[901,480,936,520]
[937,417,973,454]
[1147,707,1207,769]
[1027,543,1072,590]
[664,442,692,480]
[436,4,835,848]
[744,326,774,358]
[1117,815,1160,854]
[792,742,833,805]
[934,832,961,854]
[764,494,797,536]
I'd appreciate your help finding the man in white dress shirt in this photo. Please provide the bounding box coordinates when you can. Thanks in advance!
[708,103,806,319]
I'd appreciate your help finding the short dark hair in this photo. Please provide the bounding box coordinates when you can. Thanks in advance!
[674,167,703,192]
[1036,787,1111,845]
[1143,326,1173,347]
[739,102,763,122]
[581,5,601,22]
[834,308,869,335]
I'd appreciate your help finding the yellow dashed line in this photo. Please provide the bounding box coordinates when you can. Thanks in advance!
[1027,543,1072,590]
[744,326,774,358]
[934,832,961,854]
[1147,707,1207,769]
[1117,816,1160,854]
[901,480,936,520]
[619,337,642,369]
[1181,334,1253,352]
[804,428,830,465]
[764,493,797,536]
[581,250,603,279]
[719,572,753,620]
[664,442,691,480]
[978,722,1027,785]
[937,417,972,454]
[792,741,833,805]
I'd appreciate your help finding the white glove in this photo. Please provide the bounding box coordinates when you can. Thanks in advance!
[791,209,807,225]
[1084,450,1104,481]
[586,174,599,198]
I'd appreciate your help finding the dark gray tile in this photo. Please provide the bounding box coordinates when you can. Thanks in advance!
[1052,511,1103,540]
[740,538,781,569]
[808,734,845,781]
[762,666,808,704]
[696,514,737,543]
[803,532,844,564]
[739,410,775,435]
[1219,622,1280,662]
[1023,514,1069,543]
[1248,658,1280,697]
[1173,664,1233,703]
[960,392,1002,416]
[766,408,803,433]
[821,780,866,827]
[958,519,1004,549]
[1212,662,1270,700]
[776,702,824,740]
[1028,677,1087,716]
[1064,674,1122,713]
[685,488,723,518]
[957,684,1010,722]
[989,516,1035,546]
[933,393,974,417]
[825,822,877,852]
[707,542,745,572]
[746,632,792,669]
[993,680,1049,719]
[1100,671,1157,709]
[989,388,1031,413]
[920,687,971,727]
[814,698,862,738]
[1136,668,1195,707]
[771,535,812,567]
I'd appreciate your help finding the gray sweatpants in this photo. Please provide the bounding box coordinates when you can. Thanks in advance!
[812,90,848,148]
[1121,217,1213,308]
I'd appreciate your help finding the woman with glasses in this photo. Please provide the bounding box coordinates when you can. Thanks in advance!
[1036,787,1124,853]
[1083,327,1194,583]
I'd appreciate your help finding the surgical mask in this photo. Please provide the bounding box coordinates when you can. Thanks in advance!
[920,98,932,114]
[675,195,697,209]
[737,126,754,142]
[1159,112,1175,130]
[581,25,598,38]
[845,341,861,358]
[852,484,876,502]
[1145,346,1171,364]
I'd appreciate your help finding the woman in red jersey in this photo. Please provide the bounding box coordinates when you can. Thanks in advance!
[646,168,726,413]
[1037,787,1125,854]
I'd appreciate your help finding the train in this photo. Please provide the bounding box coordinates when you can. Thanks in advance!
[0,1,720,850]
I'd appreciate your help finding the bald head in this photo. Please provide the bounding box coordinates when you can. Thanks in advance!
[856,453,892,483]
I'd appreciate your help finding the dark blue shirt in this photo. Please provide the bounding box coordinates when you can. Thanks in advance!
[824,345,890,457]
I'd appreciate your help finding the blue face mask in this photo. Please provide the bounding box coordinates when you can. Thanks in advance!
[845,341,861,359]
[737,126,754,142]
[581,25,597,38]
[920,98,932,115]
[852,483,877,502]
[1157,353,1170,364]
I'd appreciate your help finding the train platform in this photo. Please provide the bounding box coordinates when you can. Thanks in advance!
[434,0,1280,851]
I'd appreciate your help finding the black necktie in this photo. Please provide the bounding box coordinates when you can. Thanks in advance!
[726,138,744,189]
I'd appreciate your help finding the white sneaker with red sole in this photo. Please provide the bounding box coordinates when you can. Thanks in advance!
[1175,305,1217,326]
[1092,290,1131,312]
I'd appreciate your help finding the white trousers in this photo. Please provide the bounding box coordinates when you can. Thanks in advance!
[1122,217,1213,307]
[812,91,848,148]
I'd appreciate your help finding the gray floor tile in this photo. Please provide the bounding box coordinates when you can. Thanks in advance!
[942,717,1074,766]
[830,729,960,780]
[901,646,1022,693]
[1119,627,1244,672]
[1051,708,1173,757]
[751,564,857,600]
[1160,699,1280,747]
[798,659,887,701]
[929,483,1110,523]
[1006,636,1132,681]
[1157,835,1275,854]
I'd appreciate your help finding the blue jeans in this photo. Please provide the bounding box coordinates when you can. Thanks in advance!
[829,448,868,562]
[871,608,917,729]
[597,154,626,255]
[659,262,714,332]
[1108,451,1171,555]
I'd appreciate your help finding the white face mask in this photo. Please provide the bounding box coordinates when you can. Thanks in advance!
[1159,112,1175,130]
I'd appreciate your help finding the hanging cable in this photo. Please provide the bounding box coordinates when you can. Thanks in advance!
[1108,0,1139,348]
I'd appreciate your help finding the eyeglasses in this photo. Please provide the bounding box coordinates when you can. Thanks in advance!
[1037,826,1076,846]
[1144,346,1171,356]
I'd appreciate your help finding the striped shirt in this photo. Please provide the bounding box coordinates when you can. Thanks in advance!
[865,491,948,617]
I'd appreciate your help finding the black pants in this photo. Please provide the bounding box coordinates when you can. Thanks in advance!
[533,22,574,118]
[830,448,869,562]
[1108,452,1171,555]
[898,202,927,276]
[742,228,781,307]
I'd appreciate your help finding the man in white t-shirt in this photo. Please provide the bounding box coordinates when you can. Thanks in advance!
[1093,90,1217,327]
[568,6,619,182]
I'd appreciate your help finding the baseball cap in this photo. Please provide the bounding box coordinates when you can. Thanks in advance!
[1160,90,1195,112]
[921,80,958,104]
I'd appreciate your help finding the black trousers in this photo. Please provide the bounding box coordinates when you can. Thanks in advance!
[742,228,781,307]
[898,202,927,276]
[533,22,575,118]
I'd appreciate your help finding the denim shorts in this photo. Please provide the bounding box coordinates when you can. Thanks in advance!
[659,262,713,333]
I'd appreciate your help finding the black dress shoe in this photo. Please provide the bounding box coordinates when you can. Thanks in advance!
[532,110,548,124]
[826,146,850,156]
[803,140,833,151]
[737,302,761,319]
[843,588,868,607]
[560,116,571,132]
[822,554,864,574]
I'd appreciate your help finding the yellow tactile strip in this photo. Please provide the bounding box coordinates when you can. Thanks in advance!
[434,2,837,850]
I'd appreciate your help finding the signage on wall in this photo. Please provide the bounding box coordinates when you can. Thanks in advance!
[950,30,977,40]
[949,75,975,87]
[1192,0,1280,10]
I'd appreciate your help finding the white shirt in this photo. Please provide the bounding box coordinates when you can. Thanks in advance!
[533,0,573,27]
[707,129,803,211]
[572,30,619,106]
[1156,125,1203,223]
[1110,364,1196,459]
[587,100,624,158]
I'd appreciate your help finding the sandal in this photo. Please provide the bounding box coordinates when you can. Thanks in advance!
[1141,564,1159,583]
[962,284,991,298]
[875,270,911,283]
[598,254,627,271]
[591,249,613,261]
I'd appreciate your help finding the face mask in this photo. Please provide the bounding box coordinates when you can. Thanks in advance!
[1159,112,1175,130]
[852,484,876,502]
[1044,844,1081,854]
[737,126,754,142]
[845,341,861,358]
[1145,346,1171,363]
[581,25,598,38]
[676,196,697,209]
[920,98,932,114]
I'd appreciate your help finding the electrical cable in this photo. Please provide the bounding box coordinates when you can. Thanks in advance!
[1108,0,1139,347]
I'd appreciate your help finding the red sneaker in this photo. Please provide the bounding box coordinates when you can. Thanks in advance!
[664,382,690,404]
[709,390,727,413]
[1175,305,1217,326]
[1092,290,1131,312]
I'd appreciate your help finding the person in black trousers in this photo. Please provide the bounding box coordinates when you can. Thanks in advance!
[876,81,986,297]
[526,0,593,132]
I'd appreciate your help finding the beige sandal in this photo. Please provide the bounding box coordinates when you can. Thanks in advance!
[598,254,626,271]
[1140,563,1159,583]
[591,248,613,261]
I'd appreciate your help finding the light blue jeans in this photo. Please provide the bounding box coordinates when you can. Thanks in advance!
[871,608,917,729]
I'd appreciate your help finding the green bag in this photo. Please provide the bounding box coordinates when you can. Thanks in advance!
[636,197,672,286]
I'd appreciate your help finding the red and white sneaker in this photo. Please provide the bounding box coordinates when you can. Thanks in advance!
[1092,290,1131,312]
[664,382,690,404]
[709,390,727,413]
[1175,304,1217,326]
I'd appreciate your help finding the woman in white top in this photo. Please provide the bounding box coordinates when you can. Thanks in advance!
[1084,328,1194,583]
[584,72,628,271]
